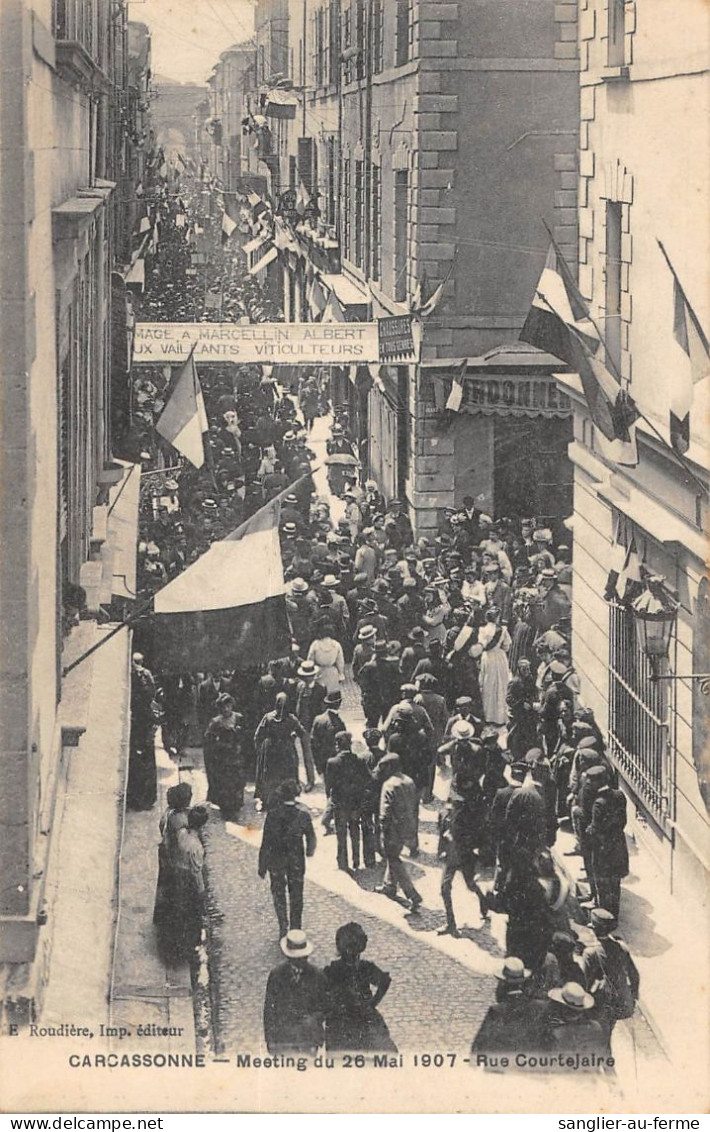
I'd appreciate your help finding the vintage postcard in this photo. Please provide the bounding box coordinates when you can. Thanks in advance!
[0,0,707,1115]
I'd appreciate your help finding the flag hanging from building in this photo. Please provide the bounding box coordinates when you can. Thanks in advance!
[221,209,237,244]
[296,181,312,217]
[411,257,456,318]
[615,536,644,604]
[520,241,640,465]
[152,493,293,672]
[445,359,468,412]
[656,240,710,453]
[155,349,209,468]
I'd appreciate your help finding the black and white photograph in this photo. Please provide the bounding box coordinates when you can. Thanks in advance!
[0,0,708,1116]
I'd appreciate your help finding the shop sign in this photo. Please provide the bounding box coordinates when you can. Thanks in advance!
[378,316,416,362]
[461,376,572,417]
[134,321,382,364]
[278,189,299,223]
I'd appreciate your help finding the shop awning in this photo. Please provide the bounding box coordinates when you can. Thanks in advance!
[243,233,269,256]
[265,89,298,120]
[107,461,141,601]
[249,245,278,276]
[125,258,145,291]
[321,273,372,308]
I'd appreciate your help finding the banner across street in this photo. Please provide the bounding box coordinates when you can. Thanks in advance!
[133,321,404,364]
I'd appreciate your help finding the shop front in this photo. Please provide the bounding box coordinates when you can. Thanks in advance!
[419,346,574,531]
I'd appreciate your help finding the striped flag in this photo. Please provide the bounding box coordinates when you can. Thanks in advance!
[152,490,296,672]
[445,358,468,412]
[221,209,237,244]
[155,350,209,468]
[520,241,640,466]
[657,240,710,453]
[411,258,456,317]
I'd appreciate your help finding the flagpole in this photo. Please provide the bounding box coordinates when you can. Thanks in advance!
[541,219,708,497]
[63,468,322,678]
[62,591,156,678]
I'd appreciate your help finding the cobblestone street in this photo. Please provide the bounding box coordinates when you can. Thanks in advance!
[184,422,663,1105]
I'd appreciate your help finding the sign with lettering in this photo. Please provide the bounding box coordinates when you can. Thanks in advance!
[378,315,416,362]
[460,376,572,418]
[133,322,382,364]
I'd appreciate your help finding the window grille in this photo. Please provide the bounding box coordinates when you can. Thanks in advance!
[608,598,674,823]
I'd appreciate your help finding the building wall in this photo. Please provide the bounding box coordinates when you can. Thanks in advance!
[0,0,140,975]
[567,0,710,897]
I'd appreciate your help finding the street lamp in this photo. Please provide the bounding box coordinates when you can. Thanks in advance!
[631,575,710,692]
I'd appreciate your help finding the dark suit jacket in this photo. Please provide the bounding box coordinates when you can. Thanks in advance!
[325,750,373,810]
[258,802,316,877]
[263,961,329,1053]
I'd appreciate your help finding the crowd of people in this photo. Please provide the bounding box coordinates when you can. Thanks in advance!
[123,175,638,1064]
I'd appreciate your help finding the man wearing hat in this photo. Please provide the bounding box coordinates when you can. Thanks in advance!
[545,982,610,1058]
[377,639,404,718]
[586,772,629,919]
[438,720,486,800]
[539,660,576,757]
[533,568,572,636]
[482,560,512,625]
[375,753,423,911]
[414,673,450,795]
[505,657,540,761]
[325,732,376,871]
[287,578,318,653]
[356,644,385,729]
[489,762,528,900]
[471,958,548,1055]
[263,928,329,1054]
[437,790,489,937]
[581,908,639,1038]
[280,493,306,536]
[308,691,343,830]
[295,661,327,789]
[399,625,428,684]
[352,622,377,682]
[395,577,425,639]
[354,530,378,585]
[258,780,317,938]
[444,695,482,740]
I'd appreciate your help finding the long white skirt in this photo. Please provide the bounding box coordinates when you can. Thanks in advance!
[480,648,511,726]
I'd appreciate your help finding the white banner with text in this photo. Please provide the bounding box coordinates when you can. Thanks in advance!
[133,322,384,364]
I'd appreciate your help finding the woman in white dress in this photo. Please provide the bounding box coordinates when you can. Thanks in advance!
[307,619,345,694]
[476,607,512,726]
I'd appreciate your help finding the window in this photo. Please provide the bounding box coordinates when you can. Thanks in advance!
[354,159,364,267]
[326,136,338,227]
[342,5,353,83]
[396,369,410,494]
[342,158,351,258]
[608,0,626,67]
[395,0,411,67]
[371,163,381,281]
[314,7,326,87]
[605,200,623,377]
[328,0,340,85]
[355,0,365,81]
[372,0,384,74]
[298,136,316,193]
[393,169,408,302]
[609,599,673,822]
[289,155,297,190]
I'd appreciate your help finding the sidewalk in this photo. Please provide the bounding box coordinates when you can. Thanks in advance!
[109,737,196,1053]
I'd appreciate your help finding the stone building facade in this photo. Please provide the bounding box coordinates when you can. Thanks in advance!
[0,0,143,1020]
[559,0,709,902]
